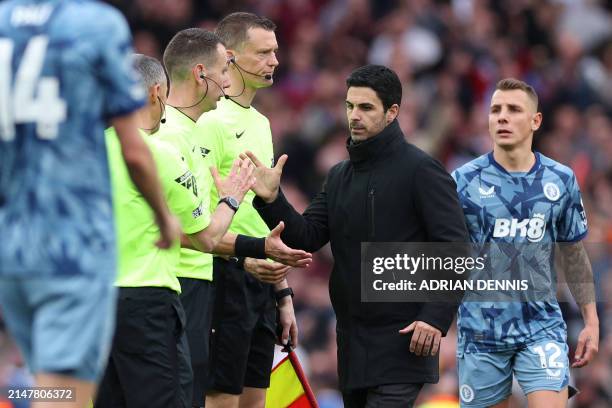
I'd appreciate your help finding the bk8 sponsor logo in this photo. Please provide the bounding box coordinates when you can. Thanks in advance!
[493,214,546,242]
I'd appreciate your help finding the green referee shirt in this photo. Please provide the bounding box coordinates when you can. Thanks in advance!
[106,128,208,292]
[153,106,215,281]
[194,98,274,238]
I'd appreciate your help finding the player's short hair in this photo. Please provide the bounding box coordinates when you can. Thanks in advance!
[163,28,224,83]
[495,78,539,110]
[216,12,276,50]
[346,65,402,111]
[132,54,166,90]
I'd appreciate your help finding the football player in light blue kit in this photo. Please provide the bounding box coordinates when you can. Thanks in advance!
[452,78,599,408]
[0,1,179,406]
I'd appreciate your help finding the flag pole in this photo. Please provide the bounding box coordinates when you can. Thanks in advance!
[283,344,319,408]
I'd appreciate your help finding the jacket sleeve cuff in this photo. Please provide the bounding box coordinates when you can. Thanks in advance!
[252,189,291,229]
[415,303,458,336]
[252,189,285,210]
[253,189,288,212]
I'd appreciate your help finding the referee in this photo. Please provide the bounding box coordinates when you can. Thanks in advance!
[96,55,254,408]
[194,13,297,408]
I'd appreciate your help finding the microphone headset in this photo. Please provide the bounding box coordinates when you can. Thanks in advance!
[168,73,210,110]
[229,56,272,80]
[221,56,273,99]
[169,57,274,110]
[142,95,166,131]
[159,96,166,124]
[168,70,228,112]
[200,72,229,100]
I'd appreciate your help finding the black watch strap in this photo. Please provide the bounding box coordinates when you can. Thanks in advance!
[229,256,245,269]
[218,196,239,212]
[275,287,294,302]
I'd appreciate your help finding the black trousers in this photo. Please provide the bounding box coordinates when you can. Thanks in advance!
[208,257,276,395]
[178,277,215,407]
[342,383,424,408]
[95,287,192,408]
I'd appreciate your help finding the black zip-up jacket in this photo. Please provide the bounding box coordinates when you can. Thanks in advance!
[254,119,469,390]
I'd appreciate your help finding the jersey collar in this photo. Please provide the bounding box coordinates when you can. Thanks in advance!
[487,151,541,176]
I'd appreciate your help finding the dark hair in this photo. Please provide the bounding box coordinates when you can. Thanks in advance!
[132,54,166,90]
[216,12,276,50]
[346,65,402,111]
[163,28,224,82]
[495,78,539,110]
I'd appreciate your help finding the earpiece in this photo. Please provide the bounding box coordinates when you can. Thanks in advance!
[198,71,228,100]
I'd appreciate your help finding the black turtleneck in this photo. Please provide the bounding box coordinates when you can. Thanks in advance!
[347,119,404,170]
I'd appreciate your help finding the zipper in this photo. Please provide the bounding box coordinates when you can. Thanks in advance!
[369,188,376,240]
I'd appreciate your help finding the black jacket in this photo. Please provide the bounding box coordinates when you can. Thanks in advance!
[254,120,468,390]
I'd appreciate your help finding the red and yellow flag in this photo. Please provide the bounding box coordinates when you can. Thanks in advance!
[266,351,318,408]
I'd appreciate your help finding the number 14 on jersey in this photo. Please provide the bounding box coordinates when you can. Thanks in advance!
[0,35,67,141]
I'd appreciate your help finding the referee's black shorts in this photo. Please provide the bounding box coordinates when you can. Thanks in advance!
[95,286,192,408]
[208,257,276,395]
[179,277,215,407]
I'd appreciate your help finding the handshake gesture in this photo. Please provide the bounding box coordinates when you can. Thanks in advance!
[240,220,311,284]
[239,150,287,204]
[211,152,310,284]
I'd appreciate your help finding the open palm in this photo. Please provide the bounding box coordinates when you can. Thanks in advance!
[240,151,287,203]
[209,158,255,203]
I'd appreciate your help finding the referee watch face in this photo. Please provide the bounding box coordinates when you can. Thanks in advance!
[346,86,391,142]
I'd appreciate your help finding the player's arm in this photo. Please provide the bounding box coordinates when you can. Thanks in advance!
[111,112,179,248]
[557,173,598,367]
[558,241,599,367]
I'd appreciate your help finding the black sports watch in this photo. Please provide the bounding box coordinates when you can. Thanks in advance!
[275,287,294,302]
[219,196,239,212]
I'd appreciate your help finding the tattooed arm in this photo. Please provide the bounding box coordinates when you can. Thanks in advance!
[558,242,599,367]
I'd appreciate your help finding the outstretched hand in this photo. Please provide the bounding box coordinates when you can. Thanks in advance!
[210,158,255,203]
[265,222,312,268]
[239,151,287,203]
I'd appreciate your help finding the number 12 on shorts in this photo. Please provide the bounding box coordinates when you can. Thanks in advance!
[533,342,564,374]
[0,35,66,141]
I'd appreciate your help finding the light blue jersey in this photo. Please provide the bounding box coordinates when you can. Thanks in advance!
[0,0,145,279]
[452,152,587,354]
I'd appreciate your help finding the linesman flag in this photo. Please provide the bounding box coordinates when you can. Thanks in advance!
[266,346,319,408]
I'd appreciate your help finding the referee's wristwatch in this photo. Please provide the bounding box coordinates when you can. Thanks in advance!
[218,196,239,212]
[275,287,294,302]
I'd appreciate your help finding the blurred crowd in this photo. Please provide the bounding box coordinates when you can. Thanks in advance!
[1,0,611,406]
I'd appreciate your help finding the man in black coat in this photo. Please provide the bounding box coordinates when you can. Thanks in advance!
[244,65,469,407]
